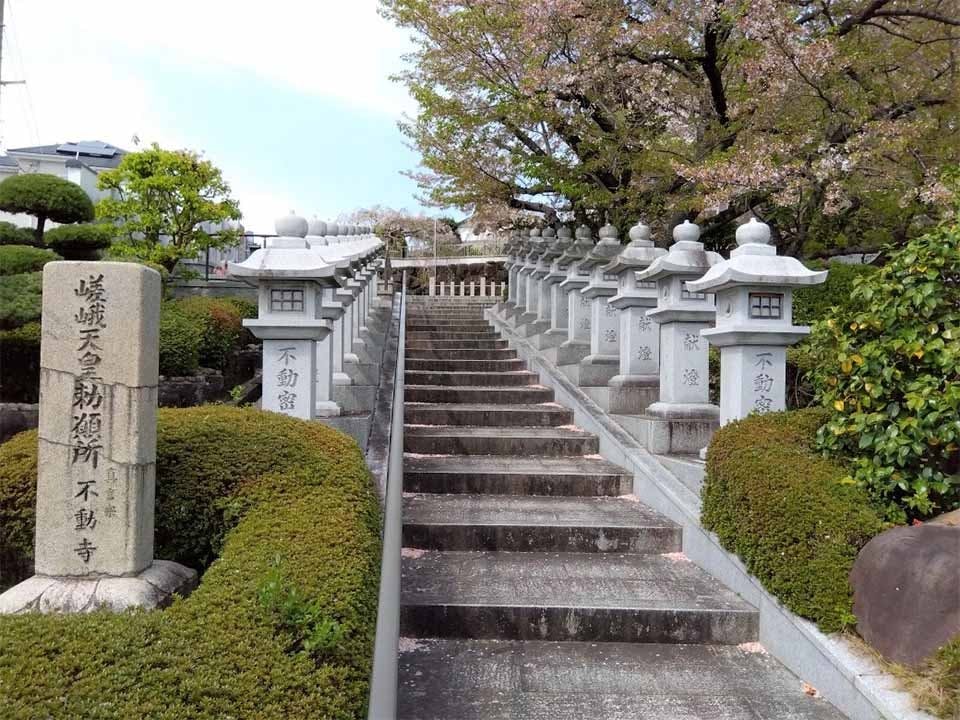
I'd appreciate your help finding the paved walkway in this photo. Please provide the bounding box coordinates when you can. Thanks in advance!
[397,297,846,720]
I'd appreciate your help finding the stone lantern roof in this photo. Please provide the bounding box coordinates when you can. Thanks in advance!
[686,218,827,294]
[636,221,722,282]
[579,223,622,270]
[603,221,666,275]
[557,224,595,265]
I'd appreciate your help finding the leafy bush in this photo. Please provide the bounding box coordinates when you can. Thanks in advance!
[0,271,42,329]
[159,304,202,376]
[0,221,37,246]
[43,223,114,260]
[172,296,244,370]
[0,322,41,402]
[808,224,960,520]
[793,262,877,326]
[0,245,60,275]
[0,174,94,243]
[0,406,381,719]
[702,408,886,632]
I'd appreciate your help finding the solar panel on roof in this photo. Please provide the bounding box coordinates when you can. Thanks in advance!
[56,141,118,158]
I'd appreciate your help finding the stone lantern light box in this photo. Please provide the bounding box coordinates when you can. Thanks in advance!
[687,217,827,425]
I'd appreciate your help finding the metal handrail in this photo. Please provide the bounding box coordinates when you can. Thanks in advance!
[367,270,407,719]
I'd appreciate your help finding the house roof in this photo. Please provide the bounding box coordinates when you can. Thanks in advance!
[0,155,19,168]
[7,140,127,169]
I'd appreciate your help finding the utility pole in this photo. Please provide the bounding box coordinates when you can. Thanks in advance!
[0,0,26,147]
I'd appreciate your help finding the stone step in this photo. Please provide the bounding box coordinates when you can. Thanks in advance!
[406,339,509,350]
[400,551,758,644]
[404,385,552,404]
[403,427,598,456]
[402,494,681,554]
[404,370,538,387]
[398,639,847,720]
[403,455,631,496]
[406,332,500,342]
[405,348,518,361]
[405,327,495,335]
[404,402,572,427]
[406,320,492,328]
[405,358,526,373]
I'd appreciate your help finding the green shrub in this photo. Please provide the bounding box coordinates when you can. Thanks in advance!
[808,224,960,520]
[159,304,202,376]
[794,262,878,326]
[171,296,244,370]
[702,408,886,632]
[0,322,41,402]
[43,223,114,260]
[0,406,381,719]
[0,244,60,275]
[0,173,94,244]
[0,221,37,246]
[0,271,42,329]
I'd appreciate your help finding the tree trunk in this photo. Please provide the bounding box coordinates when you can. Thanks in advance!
[34,215,46,245]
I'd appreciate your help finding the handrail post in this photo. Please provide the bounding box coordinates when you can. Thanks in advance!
[367,269,407,719]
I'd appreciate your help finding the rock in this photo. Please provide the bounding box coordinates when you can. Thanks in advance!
[851,523,960,667]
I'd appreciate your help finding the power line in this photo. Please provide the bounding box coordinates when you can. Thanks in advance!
[3,0,39,146]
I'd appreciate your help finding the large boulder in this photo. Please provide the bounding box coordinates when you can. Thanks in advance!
[850,522,960,667]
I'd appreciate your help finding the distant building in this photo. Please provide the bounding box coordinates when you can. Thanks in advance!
[0,140,127,228]
[456,215,505,244]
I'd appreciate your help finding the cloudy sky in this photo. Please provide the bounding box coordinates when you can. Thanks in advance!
[0,0,433,232]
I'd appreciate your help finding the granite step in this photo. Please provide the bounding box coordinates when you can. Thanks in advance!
[404,385,552,404]
[403,427,596,456]
[406,339,509,350]
[405,348,518,361]
[403,455,631,496]
[405,358,526,372]
[404,402,572,427]
[404,370,538,387]
[398,639,847,720]
[400,551,759,644]
[402,494,681,554]
[406,331,499,340]
[405,322,493,331]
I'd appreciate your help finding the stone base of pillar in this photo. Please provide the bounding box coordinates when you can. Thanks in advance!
[644,401,720,455]
[556,340,591,366]
[514,311,538,327]
[531,329,565,350]
[343,352,361,365]
[607,374,659,415]
[0,560,197,615]
[314,400,342,418]
[578,354,619,387]
[333,372,353,386]
[517,319,550,338]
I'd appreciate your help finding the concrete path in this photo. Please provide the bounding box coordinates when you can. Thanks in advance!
[397,297,846,719]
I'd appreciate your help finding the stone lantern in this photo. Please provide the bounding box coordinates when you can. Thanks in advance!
[603,221,667,414]
[532,226,557,329]
[556,225,596,366]
[230,213,340,418]
[635,220,722,454]
[542,225,575,346]
[578,223,624,386]
[503,229,525,318]
[687,217,827,425]
[517,228,544,327]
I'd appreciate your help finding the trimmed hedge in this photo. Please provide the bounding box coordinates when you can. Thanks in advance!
[159,303,203,376]
[0,322,41,402]
[0,271,42,330]
[794,262,877,326]
[0,406,381,719]
[173,296,245,371]
[0,244,61,275]
[0,221,36,246]
[43,223,114,260]
[702,408,886,632]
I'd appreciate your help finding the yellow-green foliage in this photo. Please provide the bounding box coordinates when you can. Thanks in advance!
[0,406,381,719]
[702,408,886,632]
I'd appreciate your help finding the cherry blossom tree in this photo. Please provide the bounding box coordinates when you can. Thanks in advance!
[382,0,959,256]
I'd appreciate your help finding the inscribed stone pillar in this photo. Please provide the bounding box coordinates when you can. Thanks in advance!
[0,262,197,614]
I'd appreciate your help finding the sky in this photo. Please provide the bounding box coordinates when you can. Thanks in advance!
[0,0,438,233]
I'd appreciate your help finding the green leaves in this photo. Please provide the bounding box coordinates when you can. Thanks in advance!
[809,219,960,520]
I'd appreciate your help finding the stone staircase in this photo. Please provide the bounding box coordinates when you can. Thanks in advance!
[397,297,845,720]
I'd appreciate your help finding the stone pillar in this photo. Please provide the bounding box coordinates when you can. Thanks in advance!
[543,226,574,343]
[429,276,436,296]
[636,221,722,454]
[689,218,827,426]
[0,262,197,615]
[534,227,556,325]
[556,225,596,365]
[480,277,486,296]
[459,280,465,296]
[604,222,667,415]
[578,224,623,386]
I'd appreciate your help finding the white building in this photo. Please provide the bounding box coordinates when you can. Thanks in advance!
[0,140,127,228]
